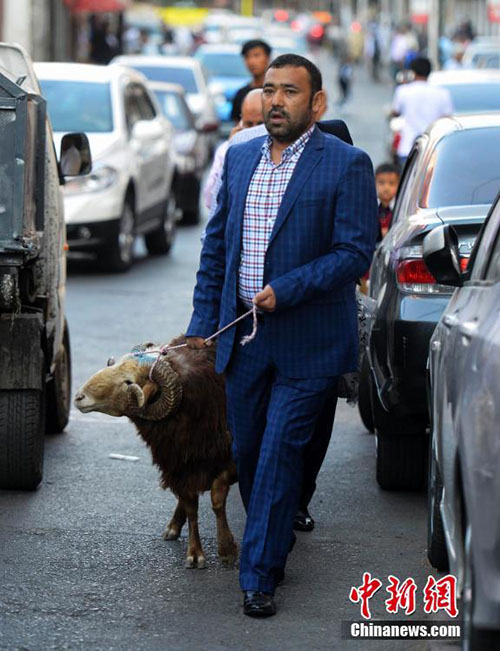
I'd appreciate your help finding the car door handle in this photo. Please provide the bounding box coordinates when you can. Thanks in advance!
[443,314,458,328]
[459,321,478,339]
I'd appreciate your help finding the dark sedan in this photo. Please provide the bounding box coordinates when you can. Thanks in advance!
[149,82,210,225]
[363,113,500,491]
[423,192,500,650]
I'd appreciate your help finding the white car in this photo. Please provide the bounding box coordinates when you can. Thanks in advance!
[111,55,219,140]
[35,62,176,272]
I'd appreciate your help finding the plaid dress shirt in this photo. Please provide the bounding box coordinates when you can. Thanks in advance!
[238,125,315,307]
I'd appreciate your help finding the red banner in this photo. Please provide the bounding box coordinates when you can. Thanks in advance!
[63,0,128,13]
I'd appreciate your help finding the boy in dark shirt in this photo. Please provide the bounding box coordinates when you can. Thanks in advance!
[375,162,399,240]
[231,39,271,122]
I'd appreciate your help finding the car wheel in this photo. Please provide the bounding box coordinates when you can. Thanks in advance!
[463,526,500,650]
[427,435,449,570]
[45,320,71,434]
[105,199,135,272]
[145,196,176,255]
[181,205,200,226]
[375,429,427,490]
[0,388,45,490]
[358,354,374,433]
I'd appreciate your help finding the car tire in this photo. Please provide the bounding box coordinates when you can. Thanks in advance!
[145,196,176,255]
[375,429,427,490]
[105,198,135,272]
[427,436,449,570]
[45,320,71,434]
[358,354,374,433]
[0,388,45,490]
[181,205,200,226]
[463,526,500,651]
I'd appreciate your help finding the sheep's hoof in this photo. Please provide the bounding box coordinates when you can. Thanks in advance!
[185,555,207,569]
[219,540,238,565]
[163,526,181,541]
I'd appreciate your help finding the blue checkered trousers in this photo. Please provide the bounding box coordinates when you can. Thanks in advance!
[187,126,378,593]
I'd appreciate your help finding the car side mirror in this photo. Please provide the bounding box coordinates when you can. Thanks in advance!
[423,224,463,287]
[131,119,164,140]
[60,133,92,177]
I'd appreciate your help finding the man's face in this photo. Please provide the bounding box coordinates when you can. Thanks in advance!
[262,66,322,143]
[241,101,264,129]
[376,172,399,206]
[244,47,270,78]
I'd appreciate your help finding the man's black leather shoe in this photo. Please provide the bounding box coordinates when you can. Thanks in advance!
[293,507,315,532]
[243,591,276,617]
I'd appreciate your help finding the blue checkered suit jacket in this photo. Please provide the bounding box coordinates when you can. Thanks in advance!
[186,125,378,378]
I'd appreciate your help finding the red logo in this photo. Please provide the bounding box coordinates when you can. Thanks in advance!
[423,575,459,618]
[349,574,458,620]
[349,572,383,620]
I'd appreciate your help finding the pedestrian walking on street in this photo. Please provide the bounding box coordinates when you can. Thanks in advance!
[337,55,353,106]
[391,57,453,169]
[230,40,271,123]
[186,54,378,618]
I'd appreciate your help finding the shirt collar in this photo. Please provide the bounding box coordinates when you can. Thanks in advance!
[262,124,315,164]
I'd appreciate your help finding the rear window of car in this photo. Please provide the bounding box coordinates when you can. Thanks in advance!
[132,65,198,93]
[196,52,249,78]
[39,80,113,133]
[441,83,500,113]
[154,90,193,130]
[420,128,500,208]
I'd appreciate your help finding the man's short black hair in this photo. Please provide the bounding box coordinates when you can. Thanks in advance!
[241,39,272,57]
[267,53,323,96]
[410,56,432,78]
[375,162,399,176]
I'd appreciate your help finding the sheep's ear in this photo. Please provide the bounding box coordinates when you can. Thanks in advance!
[127,383,145,408]
[107,357,115,367]
[142,380,158,405]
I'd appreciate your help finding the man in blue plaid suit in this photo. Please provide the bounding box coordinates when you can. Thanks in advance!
[186,54,378,617]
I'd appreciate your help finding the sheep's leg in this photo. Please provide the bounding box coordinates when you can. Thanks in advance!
[211,472,238,564]
[183,494,206,569]
[163,499,186,541]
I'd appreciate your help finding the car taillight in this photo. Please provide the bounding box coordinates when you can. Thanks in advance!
[392,131,401,153]
[396,256,467,294]
[397,259,435,285]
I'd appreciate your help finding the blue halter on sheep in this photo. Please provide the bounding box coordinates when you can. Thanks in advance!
[75,337,238,569]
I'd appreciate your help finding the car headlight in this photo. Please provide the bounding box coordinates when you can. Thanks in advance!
[64,165,118,195]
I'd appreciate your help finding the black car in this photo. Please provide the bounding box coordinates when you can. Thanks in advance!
[149,82,210,225]
[362,113,500,490]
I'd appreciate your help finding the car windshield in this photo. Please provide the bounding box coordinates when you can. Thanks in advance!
[441,83,500,113]
[421,128,500,208]
[132,65,198,93]
[196,52,248,78]
[39,80,113,132]
[154,90,192,130]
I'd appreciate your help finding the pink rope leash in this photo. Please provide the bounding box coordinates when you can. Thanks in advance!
[132,304,259,381]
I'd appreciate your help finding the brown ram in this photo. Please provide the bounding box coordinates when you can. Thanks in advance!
[74,337,237,569]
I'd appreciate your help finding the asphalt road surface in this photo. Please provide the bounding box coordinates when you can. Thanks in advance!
[0,55,460,650]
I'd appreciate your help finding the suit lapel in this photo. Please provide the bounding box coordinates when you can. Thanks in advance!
[232,141,263,249]
[268,127,324,246]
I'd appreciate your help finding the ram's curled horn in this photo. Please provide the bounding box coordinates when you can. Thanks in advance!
[140,357,183,421]
[130,342,155,354]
